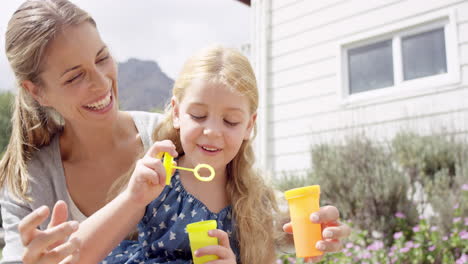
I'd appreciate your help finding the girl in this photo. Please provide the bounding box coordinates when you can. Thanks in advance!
[72,46,349,264]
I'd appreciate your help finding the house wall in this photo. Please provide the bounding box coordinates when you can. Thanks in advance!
[252,0,468,175]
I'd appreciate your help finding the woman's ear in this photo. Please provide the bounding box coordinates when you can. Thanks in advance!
[171,96,180,129]
[22,80,50,106]
[244,112,257,140]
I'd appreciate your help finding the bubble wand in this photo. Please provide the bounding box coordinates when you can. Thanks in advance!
[159,152,215,185]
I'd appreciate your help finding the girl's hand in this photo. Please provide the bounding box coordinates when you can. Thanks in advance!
[195,229,237,264]
[19,201,81,264]
[283,205,351,263]
[124,140,178,206]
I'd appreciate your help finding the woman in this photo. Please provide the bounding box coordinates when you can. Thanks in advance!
[0,1,349,263]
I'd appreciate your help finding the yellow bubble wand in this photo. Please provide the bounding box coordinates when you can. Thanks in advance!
[158,152,215,185]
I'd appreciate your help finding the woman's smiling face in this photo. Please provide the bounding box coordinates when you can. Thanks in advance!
[30,22,118,126]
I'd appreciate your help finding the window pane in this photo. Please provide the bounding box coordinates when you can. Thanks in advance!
[402,28,447,81]
[348,40,394,94]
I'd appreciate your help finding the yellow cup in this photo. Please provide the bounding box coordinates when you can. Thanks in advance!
[284,185,323,257]
[186,220,219,264]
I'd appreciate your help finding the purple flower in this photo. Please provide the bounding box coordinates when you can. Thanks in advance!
[465,218,468,226]
[345,252,353,257]
[400,247,410,253]
[429,245,436,252]
[405,241,414,248]
[460,230,468,240]
[346,242,354,249]
[462,184,468,191]
[443,236,448,241]
[454,203,460,209]
[360,251,372,259]
[454,217,462,224]
[430,226,438,232]
[413,243,421,248]
[367,241,384,251]
[412,225,420,232]
[456,253,467,264]
[395,212,406,219]
[394,232,403,239]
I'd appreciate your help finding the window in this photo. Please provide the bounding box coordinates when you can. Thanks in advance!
[348,40,394,94]
[402,28,447,81]
[339,10,460,102]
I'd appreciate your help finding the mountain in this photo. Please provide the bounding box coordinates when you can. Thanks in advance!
[118,58,174,112]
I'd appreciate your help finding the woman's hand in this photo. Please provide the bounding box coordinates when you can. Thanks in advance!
[195,229,237,264]
[19,200,81,264]
[283,205,351,263]
[124,140,178,206]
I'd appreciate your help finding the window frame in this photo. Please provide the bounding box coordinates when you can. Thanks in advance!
[338,9,460,106]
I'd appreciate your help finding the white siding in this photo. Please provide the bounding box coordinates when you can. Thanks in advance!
[252,0,468,175]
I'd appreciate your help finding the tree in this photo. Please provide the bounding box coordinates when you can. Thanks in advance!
[0,91,14,158]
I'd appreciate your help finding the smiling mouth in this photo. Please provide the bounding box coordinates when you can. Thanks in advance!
[84,91,112,110]
[200,146,221,152]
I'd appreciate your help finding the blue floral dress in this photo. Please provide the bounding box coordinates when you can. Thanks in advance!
[101,171,240,264]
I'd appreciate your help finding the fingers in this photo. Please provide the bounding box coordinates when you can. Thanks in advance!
[145,140,178,159]
[208,229,231,249]
[25,221,79,261]
[58,248,80,264]
[135,161,162,185]
[304,256,323,263]
[316,239,343,253]
[48,201,69,228]
[282,222,292,234]
[322,223,351,240]
[19,206,50,246]
[28,238,80,264]
[37,237,80,264]
[195,229,235,260]
[310,205,339,224]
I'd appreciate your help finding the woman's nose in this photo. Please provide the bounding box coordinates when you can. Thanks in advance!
[89,67,109,92]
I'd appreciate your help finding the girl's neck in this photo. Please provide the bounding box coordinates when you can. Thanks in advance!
[177,155,228,187]
[59,111,136,162]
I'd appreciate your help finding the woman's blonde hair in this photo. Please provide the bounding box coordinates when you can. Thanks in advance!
[153,45,281,263]
[0,0,96,201]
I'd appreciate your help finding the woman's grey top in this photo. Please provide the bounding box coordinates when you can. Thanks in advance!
[0,111,161,263]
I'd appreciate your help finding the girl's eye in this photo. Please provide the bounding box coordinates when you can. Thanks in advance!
[190,114,206,120]
[224,120,239,126]
[65,73,83,84]
[97,56,109,63]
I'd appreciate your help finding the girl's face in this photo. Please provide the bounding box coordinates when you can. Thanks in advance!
[25,22,118,128]
[172,79,256,175]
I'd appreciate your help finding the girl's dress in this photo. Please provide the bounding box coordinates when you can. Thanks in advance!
[102,171,240,264]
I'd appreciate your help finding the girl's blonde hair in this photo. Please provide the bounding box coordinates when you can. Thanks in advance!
[153,45,281,263]
[0,0,96,201]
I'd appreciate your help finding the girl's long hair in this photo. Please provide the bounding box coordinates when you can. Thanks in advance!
[153,45,283,263]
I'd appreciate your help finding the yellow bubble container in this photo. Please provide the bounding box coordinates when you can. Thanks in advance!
[186,220,219,264]
[284,185,323,257]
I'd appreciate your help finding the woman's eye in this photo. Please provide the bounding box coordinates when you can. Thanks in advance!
[97,56,109,63]
[65,73,83,84]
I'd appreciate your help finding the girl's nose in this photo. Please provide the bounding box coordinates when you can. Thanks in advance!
[203,120,222,137]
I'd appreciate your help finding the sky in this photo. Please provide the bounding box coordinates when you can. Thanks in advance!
[0,0,251,90]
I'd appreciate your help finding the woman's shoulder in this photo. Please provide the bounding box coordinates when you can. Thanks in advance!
[126,111,163,149]
[27,134,61,174]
